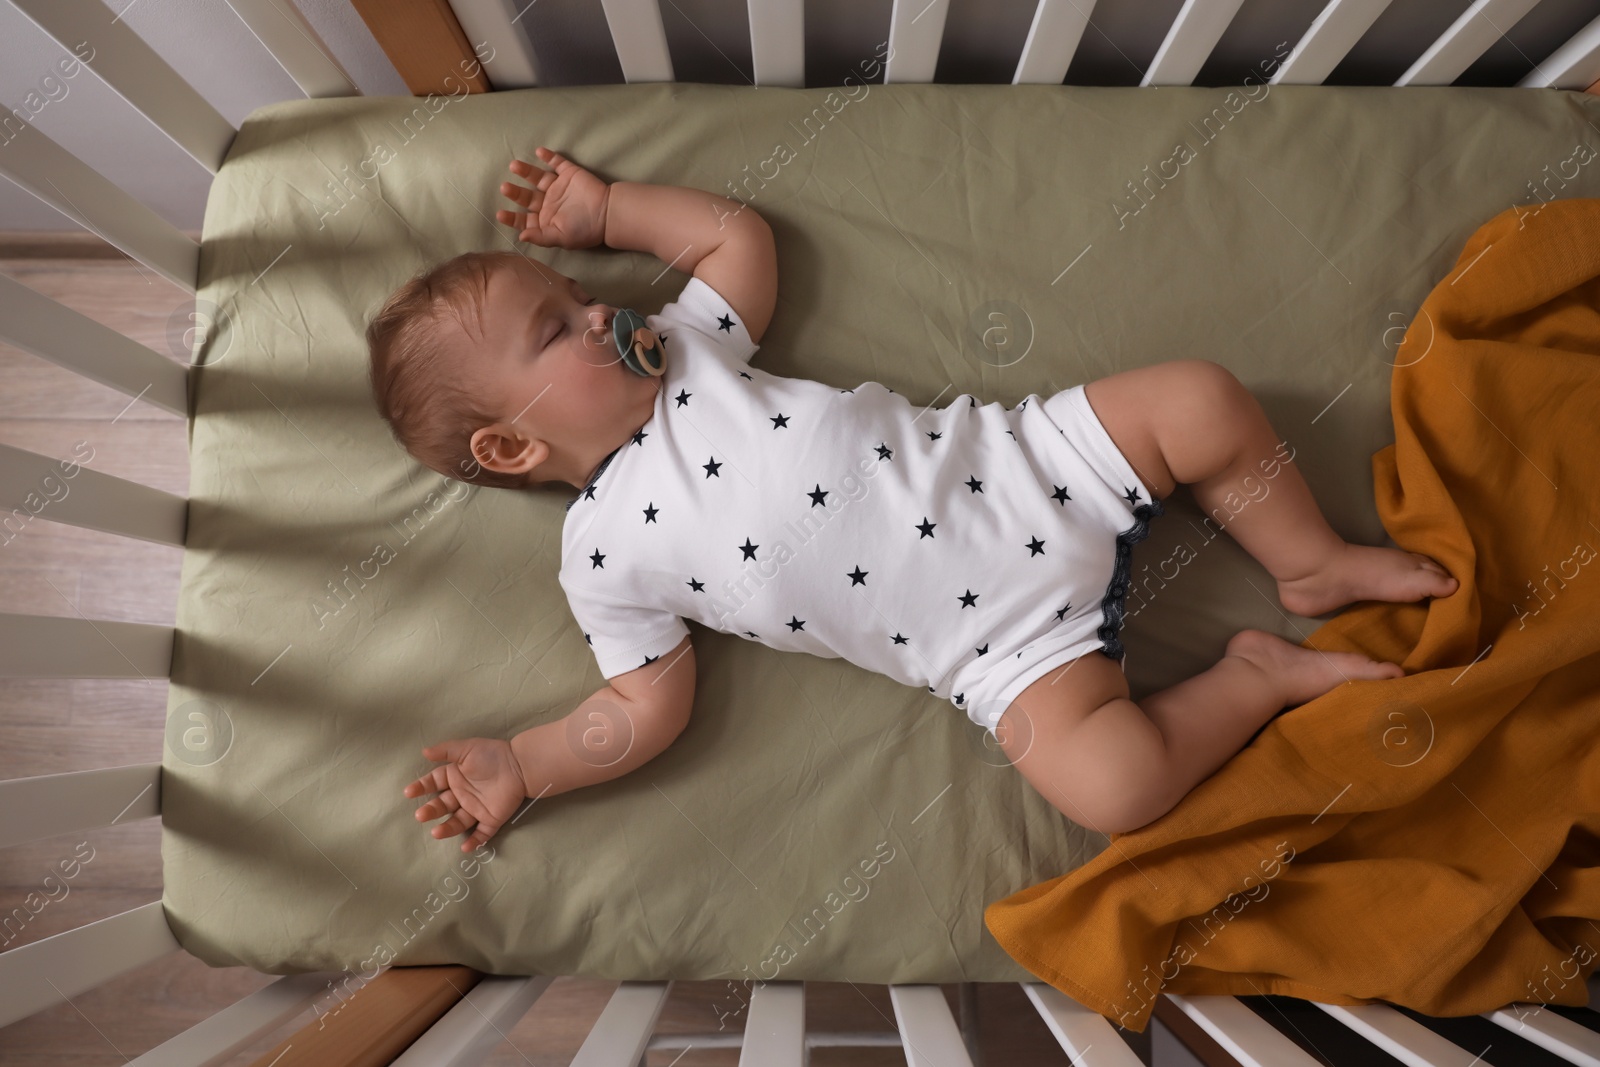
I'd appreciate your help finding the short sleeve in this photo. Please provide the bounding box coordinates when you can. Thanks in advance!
[649,276,759,365]
[560,575,689,679]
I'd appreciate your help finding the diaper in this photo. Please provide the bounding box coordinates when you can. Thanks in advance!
[953,385,1165,737]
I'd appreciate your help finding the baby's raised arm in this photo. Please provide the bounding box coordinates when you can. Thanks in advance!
[498,147,777,341]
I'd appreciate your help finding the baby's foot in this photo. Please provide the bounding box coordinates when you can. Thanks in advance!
[1277,543,1458,618]
[1226,628,1403,708]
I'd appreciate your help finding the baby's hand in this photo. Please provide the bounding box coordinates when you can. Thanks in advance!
[496,147,610,250]
[404,737,528,852]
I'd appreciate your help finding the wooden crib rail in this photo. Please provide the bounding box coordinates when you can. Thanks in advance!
[350,0,1600,92]
[8,0,236,174]
[0,763,160,850]
[0,902,178,1029]
[224,0,361,99]
[0,117,198,289]
[0,272,188,414]
[0,440,187,543]
[127,971,345,1067]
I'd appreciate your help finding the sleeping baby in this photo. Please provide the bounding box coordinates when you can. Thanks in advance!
[369,147,1458,852]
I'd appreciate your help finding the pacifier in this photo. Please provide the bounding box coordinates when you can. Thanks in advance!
[612,308,666,377]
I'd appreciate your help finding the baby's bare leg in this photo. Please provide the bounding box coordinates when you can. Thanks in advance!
[997,632,1402,834]
[1083,360,1457,616]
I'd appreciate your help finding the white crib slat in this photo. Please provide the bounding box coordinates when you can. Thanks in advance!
[1271,0,1396,85]
[1316,1002,1488,1066]
[885,0,950,83]
[1020,983,1143,1065]
[1519,12,1600,88]
[9,0,236,174]
[1164,994,1323,1067]
[748,0,804,87]
[126,971,344,1067]
[0,902,178,1029]
[391,975,552,1066]
[0,764,160,849]
[1012,0,1092,84]
[569,981,672,1066]
[222,0,360,99]
[0,613,174,679]
[0,442,186,545]
[0,123,199,291]
[1397,0,1542,86]
[738,981,804,1067]
[1485,1003,1600,1066]
[598,0,674,83]
[449,0,542,88]
[887,985,975,1067]
[0,273,187,415]
[1142,0,1248,86]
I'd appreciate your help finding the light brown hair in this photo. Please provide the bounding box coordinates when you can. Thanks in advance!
[365,251,532,490]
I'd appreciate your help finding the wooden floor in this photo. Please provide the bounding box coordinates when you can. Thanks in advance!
[0,257,1138,1065]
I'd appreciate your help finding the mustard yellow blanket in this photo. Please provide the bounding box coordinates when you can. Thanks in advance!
[984,198,1600,1031]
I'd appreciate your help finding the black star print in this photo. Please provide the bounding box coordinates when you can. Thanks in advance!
[704,457,722,478]
[786,616,805,631]
[1054,602,1072,621]
[892,633,909,645]
[589,549,605,569]
[916,517,937,538]
[687,577,705,592]
[927,685,935,692]
[975,643,989,655]
[926,430,942,441]
[957,589,979,608]
[969,397,976,408]
[744,631,759,638]
[582,483,598,501]
[770,413,790,429]
[643,654,659,666]
[643,503,659,523]
[584,632,592,645]
[954,693,964,704]
[875,443,893,461]
[739,537,759,560]
[807,484,829,507]
[657,332,669,347]
[847,566,868,586]
[1125,486,1143,505]
[632,429,647,446]
[675,388,692,407]
[739,371,753,380]
[965,476,984,493]
[1051,484,1071,505]
[1005,430,1016,439]
[717,313,735,332]
[1019,398,1029,409]
[1025,536,1045,556]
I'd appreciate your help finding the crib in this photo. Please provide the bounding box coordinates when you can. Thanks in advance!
[4,0,1600,1064]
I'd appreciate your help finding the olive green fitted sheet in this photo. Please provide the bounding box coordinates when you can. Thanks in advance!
[162,82,1600,981]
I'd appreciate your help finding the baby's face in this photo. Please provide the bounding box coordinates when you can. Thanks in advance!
[468,256,660,484]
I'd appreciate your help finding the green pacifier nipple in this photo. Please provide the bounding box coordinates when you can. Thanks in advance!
[612,308,666,377]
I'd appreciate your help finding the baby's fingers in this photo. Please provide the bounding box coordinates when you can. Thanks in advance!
[462,819,502,853]
[431,810,478,841]
[402,764,450,799]
[533,146,573,170]
[413,787,458,822]
[499,180,539,210]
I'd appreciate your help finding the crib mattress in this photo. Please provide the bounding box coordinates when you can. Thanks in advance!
[163,82,1600,981]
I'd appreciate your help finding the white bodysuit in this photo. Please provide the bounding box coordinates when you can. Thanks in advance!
[559,278,1164,737]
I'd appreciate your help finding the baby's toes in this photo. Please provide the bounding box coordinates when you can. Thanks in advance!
[1409,553,1459,597]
